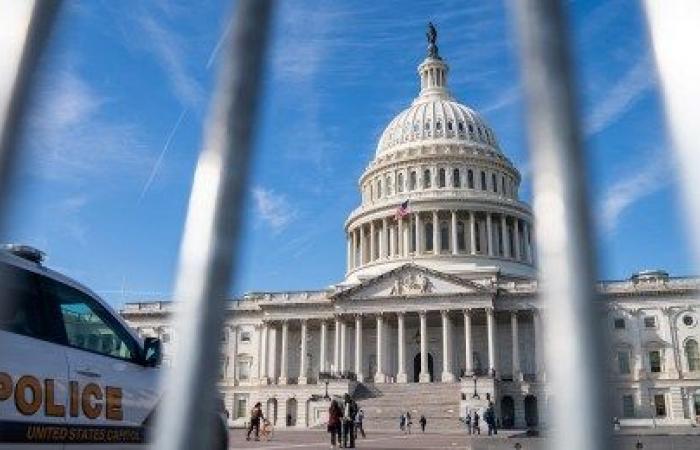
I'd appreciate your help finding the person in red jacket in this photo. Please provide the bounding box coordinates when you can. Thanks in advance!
[328,400,343,448]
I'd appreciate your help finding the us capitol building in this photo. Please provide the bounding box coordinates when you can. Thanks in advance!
[122,28,700,431]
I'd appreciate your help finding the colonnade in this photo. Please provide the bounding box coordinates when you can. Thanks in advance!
[250,308,545,386]
[347,210,533,272]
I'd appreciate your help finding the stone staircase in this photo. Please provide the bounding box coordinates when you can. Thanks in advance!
[353,382,462,432]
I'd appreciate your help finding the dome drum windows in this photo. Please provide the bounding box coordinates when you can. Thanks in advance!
[438,168,446,188]
[410,171,417,191]
[423,169,432,189]
[467,170,474,189]
[453,169,461,188]
[480,171,487,191]
[397,173,404,193]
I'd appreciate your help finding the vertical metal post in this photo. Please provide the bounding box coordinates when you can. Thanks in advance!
[643,1,700,269]
[152,1,273,449]
[0,1,61,225]
[511,1,609,450]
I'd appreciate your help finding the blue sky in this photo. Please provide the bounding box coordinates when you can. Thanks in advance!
[6,0,692,309]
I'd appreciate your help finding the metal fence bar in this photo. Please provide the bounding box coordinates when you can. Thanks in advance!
[643,1,700,269]
[510,2,609,450]
[152,1,273,449]
[0,0,61,226]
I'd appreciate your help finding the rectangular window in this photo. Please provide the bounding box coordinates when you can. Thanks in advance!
[238,360,251,380]
[622,395,635,418]
[644,317,657,328]
[240,331,251,343]
[654,394,666,417]
[614,318,625,329]
[649,351,662,373]
[617,352,631,374]
[235,395,248,419]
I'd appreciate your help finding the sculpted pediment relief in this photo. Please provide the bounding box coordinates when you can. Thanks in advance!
[333,263,490,301]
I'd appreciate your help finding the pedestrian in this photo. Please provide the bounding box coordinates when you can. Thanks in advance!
[328,400,343,449]
[399,413,406,432]
[355,409,366,439]
[485,403,497,436]
[406,411,413,434]
[246,402,264,441]
[419,415,427,433]
[465,411,472,435]
[473,411,481,435]
[342,394,357,448]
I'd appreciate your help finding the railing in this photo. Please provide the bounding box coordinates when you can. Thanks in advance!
[4,1,699,450]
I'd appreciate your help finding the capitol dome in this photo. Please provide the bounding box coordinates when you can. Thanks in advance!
[343,26,535,284]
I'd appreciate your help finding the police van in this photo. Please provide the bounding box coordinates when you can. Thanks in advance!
[0,245,227,449]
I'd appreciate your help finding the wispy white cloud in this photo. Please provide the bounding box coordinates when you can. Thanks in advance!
[586,56,656,136]
[599,152,669,234]
[252,187,297,233]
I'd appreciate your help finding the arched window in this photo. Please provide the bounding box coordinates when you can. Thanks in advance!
[410,221,417,252]
[438,168,446,188]
[447,121,453,131]
[440,221,449,251]
[467,170,474,189]
[481,171,487,190]
[423,169,432,189]
[436,121,442,131]
[369,184,374,201]
[410,171,417,190]
[425,222,434,251]
[492,173,498,192]
[502,176,506,195]
[686,339,700,371]
[457,221,466,250]
[458,122,464,132]
[377,180,382,198]
[398,173,404,193]
[453,169,461,188]
[386,176,392,196]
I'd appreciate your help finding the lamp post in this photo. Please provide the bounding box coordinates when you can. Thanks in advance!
[472,373,480,399]
[324,380,330,400]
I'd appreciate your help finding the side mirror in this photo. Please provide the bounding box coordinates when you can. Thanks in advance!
[143,337,162,367]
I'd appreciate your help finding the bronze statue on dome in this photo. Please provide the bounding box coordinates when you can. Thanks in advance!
[426,22,440,58]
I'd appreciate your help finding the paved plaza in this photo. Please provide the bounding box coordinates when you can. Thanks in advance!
[228,429,700,450]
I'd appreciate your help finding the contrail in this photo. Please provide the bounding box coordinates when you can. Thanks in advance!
[205,18,233,70]
[137,107,188,204]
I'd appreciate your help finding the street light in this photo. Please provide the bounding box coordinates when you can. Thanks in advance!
[472,373,480,399]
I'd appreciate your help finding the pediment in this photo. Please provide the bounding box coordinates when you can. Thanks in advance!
[332,263,491,301]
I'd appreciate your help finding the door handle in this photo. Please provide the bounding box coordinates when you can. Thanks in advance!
[76,369,101,378]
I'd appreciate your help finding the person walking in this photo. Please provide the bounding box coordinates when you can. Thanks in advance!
[328,400,343,448]
[355,409,366,439]
[473,411,481,435]
[485,403,497,436]
[405,411,413,434]
[246,402,264,441]
[419,415,427,433]
[465,411,472,435]
[342,394,357,448]
[399,413,406,432]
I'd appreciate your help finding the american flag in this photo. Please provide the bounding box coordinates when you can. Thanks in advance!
[394,199,410,220]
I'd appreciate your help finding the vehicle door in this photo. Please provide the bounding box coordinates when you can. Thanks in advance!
[40,276,160,449]
[0,264,67,450]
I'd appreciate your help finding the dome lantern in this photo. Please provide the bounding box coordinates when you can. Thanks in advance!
[417,23,451,102]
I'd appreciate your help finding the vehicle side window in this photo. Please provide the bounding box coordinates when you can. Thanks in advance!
[0,264,46,339]
[43,278,137,361]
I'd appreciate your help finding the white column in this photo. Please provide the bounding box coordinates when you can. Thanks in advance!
[259,323,269,384]
[381,217,388,258]
[369,221,376,262]
[320,320,327,373]
[501,214,509,258]
[511,311,522,381]
[533,310,545,380]
[514,218,521,261]
[441,310,455,382]
[397,312,407,383]
[469,211,477,255]
[340,320,347,372]
[400,216,407,257]
[451,210,458,255]
[415,212,423,255]
[464,310,473,375]
[359,226,365,265]
[486,308,497,376]
[419,311,430,383]
[346,235,352,271]
[389,223,396,257]
[352,230,357,268]
[433,210,439,254]
[299,320,308,384]
[486,213,494,256]
[524,222,532,263]
[279,321,289,384]
[375,314,386,383]
[355,315,364,382]
[229,326,238,384]
[256,325,263,381]
[334,316,341,373]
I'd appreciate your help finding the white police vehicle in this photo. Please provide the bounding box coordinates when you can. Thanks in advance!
[0,245,227,449]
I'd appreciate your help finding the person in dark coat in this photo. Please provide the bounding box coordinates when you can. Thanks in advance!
[342,394,358,448]
[419,415,427,433]
[328,400,343,448]
[485,403,498,436]
[246,402,264,441]
[473,411,481,435]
